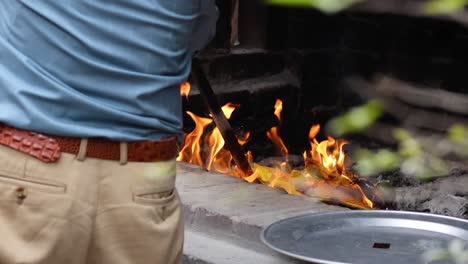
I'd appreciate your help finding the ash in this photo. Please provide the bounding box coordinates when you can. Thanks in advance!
[388,170,468,219]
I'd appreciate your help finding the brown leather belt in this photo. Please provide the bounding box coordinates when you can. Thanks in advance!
[0,124,179,163]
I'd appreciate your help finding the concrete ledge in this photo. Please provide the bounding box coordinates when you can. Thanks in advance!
[177,162,346,263]
[183,229,304,264]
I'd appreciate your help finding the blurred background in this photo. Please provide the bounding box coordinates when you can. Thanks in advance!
[182,0,468,218]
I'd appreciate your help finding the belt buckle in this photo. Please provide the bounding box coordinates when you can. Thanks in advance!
[0,126,61,162]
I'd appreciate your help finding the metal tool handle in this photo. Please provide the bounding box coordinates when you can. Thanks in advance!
[191,57,253,177]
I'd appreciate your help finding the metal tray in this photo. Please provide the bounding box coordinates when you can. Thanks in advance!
[261,210,468,264]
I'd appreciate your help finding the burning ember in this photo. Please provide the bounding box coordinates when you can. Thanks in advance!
[178,87,374,209]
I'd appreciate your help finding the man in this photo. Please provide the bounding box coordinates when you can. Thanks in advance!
[0,1,217,263]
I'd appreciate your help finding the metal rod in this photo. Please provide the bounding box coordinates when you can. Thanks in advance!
[191,57,253,177]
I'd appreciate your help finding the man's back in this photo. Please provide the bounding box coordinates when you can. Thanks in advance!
[0,0,214,142]
[0,1,217,264]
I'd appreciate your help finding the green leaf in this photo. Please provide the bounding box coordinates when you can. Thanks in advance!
[355,149,400,177]
[326,100,384,136]
[313,0,364,13]
[401,155,449,180]
[266,0,315,8]
[422,248,452,263]
[449,240,465,255]
[393,129,423,158]
[448,124,468,143]
[422,239,468,264]
[393,128,411,142]
[424,0,468,15]
[266,0,364,13]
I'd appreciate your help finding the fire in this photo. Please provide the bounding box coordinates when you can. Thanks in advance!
[302,124,373,208]
[177,103,250,176]
[180,82,191,100]
[247,122,373,209]
[178,95,374,209]
[177,112,212,166]
[266,99,289,159]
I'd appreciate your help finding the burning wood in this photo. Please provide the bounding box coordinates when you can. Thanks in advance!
[178,86,374,209]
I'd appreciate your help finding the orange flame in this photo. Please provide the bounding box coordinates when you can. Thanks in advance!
[273,99,283,124]
[178,99,374,209]
[177,103,250,177]
[266,99,289,159]
[177,112,212,165]
[204,103,239,173]
[180,82,191,100]
[302,125,374,208]
[220,103,239,119]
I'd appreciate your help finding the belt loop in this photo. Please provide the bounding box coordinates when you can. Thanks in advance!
[119,142,128,165]
[76,139,88,161]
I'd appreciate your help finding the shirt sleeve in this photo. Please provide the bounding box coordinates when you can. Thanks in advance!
[191,0,218,52]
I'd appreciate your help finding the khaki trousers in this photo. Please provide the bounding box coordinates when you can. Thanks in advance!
[0,143,184,264]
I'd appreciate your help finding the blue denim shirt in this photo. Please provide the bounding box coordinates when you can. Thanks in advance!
[0,0,217,142]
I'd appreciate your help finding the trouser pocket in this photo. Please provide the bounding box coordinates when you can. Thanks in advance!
[0,171,91,264]
[133,187,180,222]
[0,173,66,200]
[89,159,183,264]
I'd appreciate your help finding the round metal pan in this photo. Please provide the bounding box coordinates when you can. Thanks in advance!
[261,210,468,264]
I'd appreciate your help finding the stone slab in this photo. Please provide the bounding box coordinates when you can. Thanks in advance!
[176,162,346,263]
[183,230,307,264]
